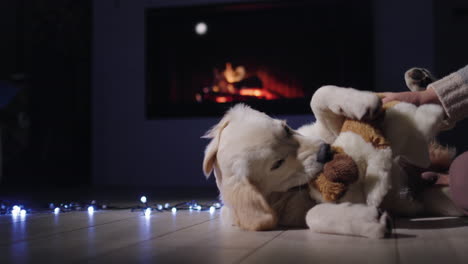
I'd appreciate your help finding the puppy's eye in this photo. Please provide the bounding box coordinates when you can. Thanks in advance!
[284,125,293,138]
[271,159,285,170]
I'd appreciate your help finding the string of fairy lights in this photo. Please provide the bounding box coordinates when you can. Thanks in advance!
[0,196,222,217]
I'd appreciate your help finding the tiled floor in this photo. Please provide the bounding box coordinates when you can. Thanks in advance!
[1,208,468,264]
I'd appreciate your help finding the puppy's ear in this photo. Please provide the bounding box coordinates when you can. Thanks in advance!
[222,177,277,231]
[202,119,229,178]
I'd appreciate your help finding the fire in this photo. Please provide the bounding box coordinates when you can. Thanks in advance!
[197,62,290,103]
[223,63,245,83]
[239,88,277,100]
[215,96,229,103]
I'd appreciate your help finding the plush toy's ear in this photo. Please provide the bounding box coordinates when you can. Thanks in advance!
[202,119,229,188]
[222,176,277,231]
[323,153,359,184]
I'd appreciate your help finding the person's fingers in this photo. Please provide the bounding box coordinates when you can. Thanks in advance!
[381,94,396,104]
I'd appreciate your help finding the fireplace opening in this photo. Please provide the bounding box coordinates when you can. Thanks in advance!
[146,1,373,118]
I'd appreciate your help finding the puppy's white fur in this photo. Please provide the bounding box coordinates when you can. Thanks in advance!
[203,104,325,230]
[306,203,390,239]
[203,85,462,238]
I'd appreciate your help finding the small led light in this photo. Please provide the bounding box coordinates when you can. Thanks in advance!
[157,204,163,210]
[54,207,60,214]
[213,203,221,208]
[164,203,170,208]
[196,205,202,211]
[20,209,27,216]
[209,206,216,214]
[195,22,207,35]
[88,206,94,214]
[140,196,147,204]
[144,208,151,217]
[171,207,177,213]
[11,205,21,216]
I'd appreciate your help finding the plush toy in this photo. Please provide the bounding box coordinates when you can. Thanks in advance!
[309,101,394,204]
[308,88,451,211]
[311,152,359,202]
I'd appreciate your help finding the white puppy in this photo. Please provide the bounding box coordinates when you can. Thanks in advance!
[203,104,325,230]
[203,85,461,238]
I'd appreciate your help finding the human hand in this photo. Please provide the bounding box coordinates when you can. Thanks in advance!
[380,88,441,106]
[380,91,424,105]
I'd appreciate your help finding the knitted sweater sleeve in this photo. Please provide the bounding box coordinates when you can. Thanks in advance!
[428,65,468,128]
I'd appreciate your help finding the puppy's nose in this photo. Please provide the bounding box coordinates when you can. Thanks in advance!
[317,143,333,164]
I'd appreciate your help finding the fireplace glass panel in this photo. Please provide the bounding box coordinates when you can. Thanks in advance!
[146,1,373,118]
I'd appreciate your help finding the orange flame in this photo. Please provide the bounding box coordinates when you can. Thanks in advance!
[239,89,277,100]
[216,96,228,103]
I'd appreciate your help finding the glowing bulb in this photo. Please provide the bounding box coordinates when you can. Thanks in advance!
[164,203,170,208]
[213,203,221,208]
[20,209,27,216]
[171,207,177,213]
[140,196,147,204]
[144,208,151,217]
[157,204,163,210]
[209,206,216,214]
[196,205,202,211]
[88,206,94,214]
[195,22,207,35]
[54,207,60,214]
[11,205,21,216]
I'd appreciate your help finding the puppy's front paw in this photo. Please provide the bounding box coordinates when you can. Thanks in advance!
[312,86,382,121]
[334,91,382,121]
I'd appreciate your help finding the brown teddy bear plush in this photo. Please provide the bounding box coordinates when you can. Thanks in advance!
[310,152,359,202]
[309,101,393,203]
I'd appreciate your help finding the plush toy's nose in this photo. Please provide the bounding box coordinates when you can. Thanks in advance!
[317,143,333,164]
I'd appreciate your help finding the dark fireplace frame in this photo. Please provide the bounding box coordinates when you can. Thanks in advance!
[145,0,374,118]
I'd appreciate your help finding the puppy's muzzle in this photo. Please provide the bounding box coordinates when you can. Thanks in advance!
[317,143,333,164]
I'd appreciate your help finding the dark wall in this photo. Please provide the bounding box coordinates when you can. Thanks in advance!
[1,0,91,187]
[373,0,435,92]
[0,0,19,79]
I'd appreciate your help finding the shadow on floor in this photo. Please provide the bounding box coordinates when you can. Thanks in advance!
[396,217,468,229]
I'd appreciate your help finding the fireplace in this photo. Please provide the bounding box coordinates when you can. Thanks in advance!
[146,0,373,118]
